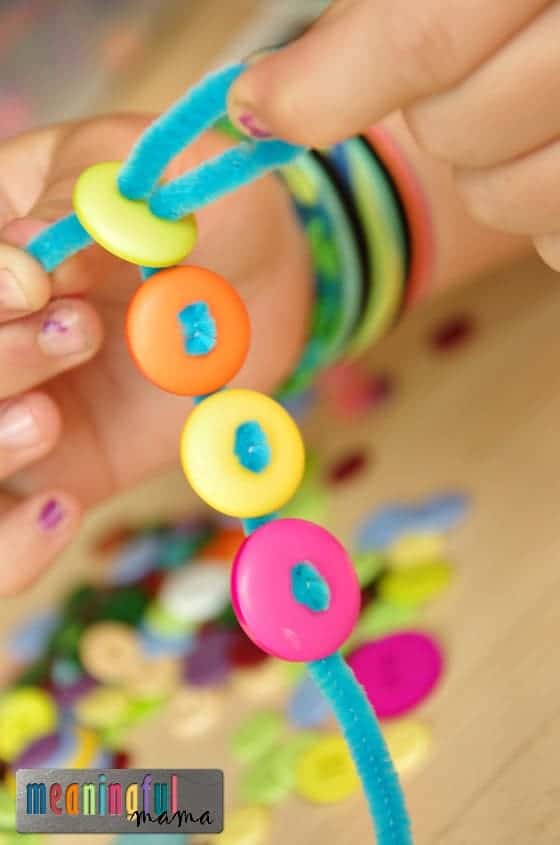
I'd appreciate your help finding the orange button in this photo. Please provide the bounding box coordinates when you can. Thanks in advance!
[201,527,245,563]
[126,266,250,396]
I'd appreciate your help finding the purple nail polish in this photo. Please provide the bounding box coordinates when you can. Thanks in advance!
[238,112,271,139]
[38,499,65,531]
[41,318,69,335]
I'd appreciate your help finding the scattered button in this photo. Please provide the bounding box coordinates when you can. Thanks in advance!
[184,628,234,687]
[158,563,231,624]
[383,719,432,776]
[353,600,418,642]
[379,561,453,607]
[214,805,271,845]
[0,686,58,761]
[327,449,369,484]
[75,687,131,730]
[79,622,143,685]
[231,711,284,764]
[166,687,224,739]
[287,673,332,729]
[347,632,444,719]
[430,313,475,352]
[389,532,445,567]
[295,735,359,803]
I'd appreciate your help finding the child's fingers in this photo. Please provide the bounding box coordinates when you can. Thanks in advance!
[533,234,560,273]
[0,242,51,322]
[227,0,549,146]
[0,392,61,479]
[0,490,81,596]
[455,138,560,237]
[0,115,153,298]
[0,297,104,400]
[0,126,63,227]
[406,2,560,170]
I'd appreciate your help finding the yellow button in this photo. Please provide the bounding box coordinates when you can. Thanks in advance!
[124,656,180,700]
[383,719,432,777]
[379,560,452,608]
[73,162,197,267]
[68,726,101,768]
[79,621,143,684]
[166,687,224,739]
[389,532,445,567]
[295,735,359,804]
[181,389,305,518]
[0,686,57,761]
[75,687,131,730]
[215,805,271,845]
[232,659,289,699]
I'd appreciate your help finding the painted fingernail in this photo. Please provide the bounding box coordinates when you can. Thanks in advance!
[236,111,272,140]
[0,267,28,311]
[0,401,40,448]
[38,307,89,357]
[38,499,65,532]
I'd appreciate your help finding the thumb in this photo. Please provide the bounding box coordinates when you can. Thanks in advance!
[227,0,549,147]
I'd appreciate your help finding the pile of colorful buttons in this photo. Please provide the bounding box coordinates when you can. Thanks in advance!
[1,487,468,841]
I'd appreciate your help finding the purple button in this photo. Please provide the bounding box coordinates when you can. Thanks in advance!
[184,627,234,686]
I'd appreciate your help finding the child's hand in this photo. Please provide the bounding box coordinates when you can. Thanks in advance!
[0,117,310,594]
[228,0,560,270]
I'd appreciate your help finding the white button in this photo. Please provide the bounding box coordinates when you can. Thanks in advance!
[158,563,231,623]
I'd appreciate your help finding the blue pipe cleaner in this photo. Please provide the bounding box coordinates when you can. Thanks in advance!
[308,653,413,845]
[241,513,277,535]
[234,420,271,473]
[178,301,217,356]
[118,63,246,201]
[291,561,331,612]
[149,139,304,221]
[140,266,160,280]
[26,213,93,273]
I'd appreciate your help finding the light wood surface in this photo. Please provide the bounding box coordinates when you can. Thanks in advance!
[3,255,560,844]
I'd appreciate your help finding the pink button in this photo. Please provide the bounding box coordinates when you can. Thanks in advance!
[347,632,443,718]
[231,518,361,662]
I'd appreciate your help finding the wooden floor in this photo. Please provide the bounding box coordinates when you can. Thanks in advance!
[3,254,560,845]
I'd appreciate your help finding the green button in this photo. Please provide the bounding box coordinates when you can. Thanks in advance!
[238,748,292,805]
[0,784,15,833]
[353,551,385,587]
[379,561,453,608]
[231,711,284,764]
[353,600,418,641]
[74,162,197,268]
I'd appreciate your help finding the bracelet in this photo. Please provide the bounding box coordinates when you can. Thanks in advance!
[25,64,413,845]
[364,127,435,307]
[277,150,365,398]
[322,137,409,356]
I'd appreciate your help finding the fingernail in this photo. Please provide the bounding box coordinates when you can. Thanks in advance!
[243,46,279,65]
[0,218,49,249]
[0,267,28,311]
[38,498,65,532]
[38,307,89,357]
[235,110,272,140]
[0,401,40,448]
